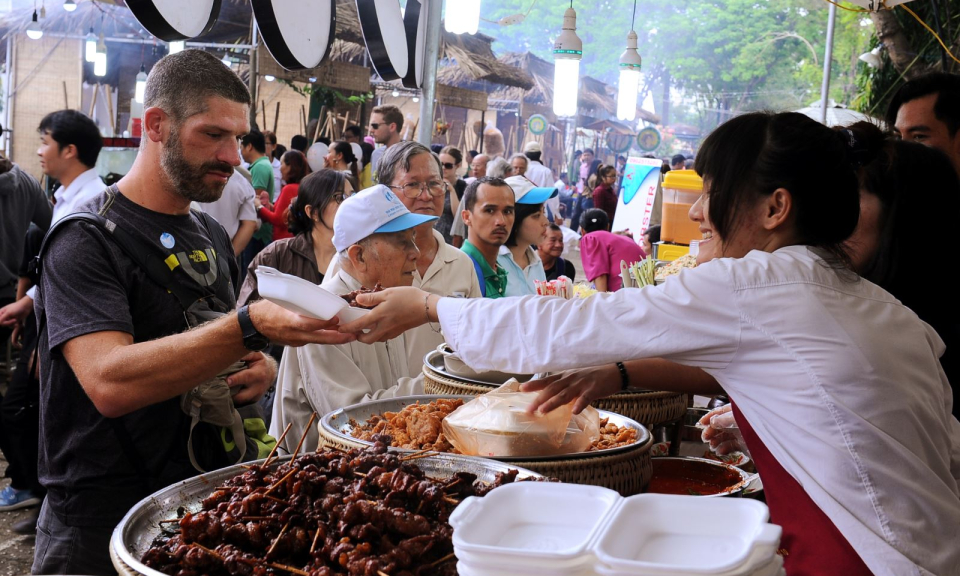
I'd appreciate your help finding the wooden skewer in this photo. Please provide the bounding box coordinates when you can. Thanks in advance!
[353,471,367,478]
[289,413,317,462]
[264,495,289,505]
[263,423,293,468]
[309,527,322,554]
[266,521,290,558]
[426,552,456,568]
[158,518,181,524]
[378,571,390,576]
[400,451,439,462]
[264,469,297,496]
[269,562,309,576]
[191,542,224,561]
[240,516,277,521]
[442,496,460,506]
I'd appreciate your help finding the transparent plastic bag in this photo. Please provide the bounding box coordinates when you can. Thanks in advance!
[442,380,600,457]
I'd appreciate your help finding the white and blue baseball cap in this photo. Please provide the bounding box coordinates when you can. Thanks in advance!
[505,175,559,205]
[333,185,438,252]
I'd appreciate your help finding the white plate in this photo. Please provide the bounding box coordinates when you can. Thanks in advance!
[257,265,347,321]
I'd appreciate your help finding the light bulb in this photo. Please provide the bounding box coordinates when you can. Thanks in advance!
[444,0,481,34]
[26,11,43,40]
[392,90,400,97]
[168,41,185,54]
[63,0,77,12]
[85,28,96,62]
[264,75,275,82]
[413,97,420,103]
[308,77,317,83]
[553,59,580,117]
[135,64,147,103]
[94,51,107,77]
[616,30,642,121]
[552,7,582,118]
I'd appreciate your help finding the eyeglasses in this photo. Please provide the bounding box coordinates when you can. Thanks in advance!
[442,162,456,170]
[387,180,446,199]
[369,123,381,130]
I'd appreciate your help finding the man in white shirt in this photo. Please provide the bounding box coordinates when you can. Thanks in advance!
[198,170,258,256]
[0,110,107,329]
[523,141,560,223]
[271,185,434,452]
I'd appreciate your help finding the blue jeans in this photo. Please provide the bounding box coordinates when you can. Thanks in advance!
[570,196,594,232]
[33,501,115,575]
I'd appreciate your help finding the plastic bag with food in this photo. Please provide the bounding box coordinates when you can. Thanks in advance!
[442,380,600,457]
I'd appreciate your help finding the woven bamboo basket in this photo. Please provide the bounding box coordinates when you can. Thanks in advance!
[319,412,654,496]
[111,540,140,576]
[423,365,688,426]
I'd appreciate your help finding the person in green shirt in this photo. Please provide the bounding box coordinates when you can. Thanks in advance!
[459,176,515,299]
[240,130,275,279]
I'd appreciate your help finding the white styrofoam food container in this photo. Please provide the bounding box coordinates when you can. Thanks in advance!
[451,483,781,576]
[449,482,620,570]
[256,265,370,324]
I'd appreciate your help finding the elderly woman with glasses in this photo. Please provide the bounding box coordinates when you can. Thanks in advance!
[238,169,353,307]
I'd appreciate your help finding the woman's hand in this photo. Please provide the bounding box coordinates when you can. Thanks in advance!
[337,287,434,343]
[520,364,622,415]
[698,404,750,457]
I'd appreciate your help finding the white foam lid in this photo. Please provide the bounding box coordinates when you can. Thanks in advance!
[450,482,620,562]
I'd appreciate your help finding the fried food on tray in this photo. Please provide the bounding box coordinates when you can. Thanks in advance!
[141,437,533,576]
[349,400,640,454]
[351,399,464,453]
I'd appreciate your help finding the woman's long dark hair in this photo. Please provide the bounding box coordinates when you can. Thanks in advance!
[282,150,311,184]
[694,112,870,262]
[850,120,960,390]
[287,169,347,235]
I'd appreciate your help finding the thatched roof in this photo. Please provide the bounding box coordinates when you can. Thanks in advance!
[491,51,659,124]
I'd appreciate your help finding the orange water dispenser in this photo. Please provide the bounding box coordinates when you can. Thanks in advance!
[660,170,703,245]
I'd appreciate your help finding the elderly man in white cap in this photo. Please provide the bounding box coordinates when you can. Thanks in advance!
[270,185,433,452]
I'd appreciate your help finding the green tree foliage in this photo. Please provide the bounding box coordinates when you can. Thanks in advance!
[478,0,872,132]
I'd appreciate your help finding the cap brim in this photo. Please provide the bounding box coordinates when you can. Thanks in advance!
[375,212,438,233]
[517,187,559,204]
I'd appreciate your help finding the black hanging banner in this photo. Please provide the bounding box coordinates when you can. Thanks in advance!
[355,0,427,88]
[125,0,221,42]
[252,0,336,70]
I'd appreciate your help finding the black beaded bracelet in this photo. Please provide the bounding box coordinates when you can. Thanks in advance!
[616,361,630,390]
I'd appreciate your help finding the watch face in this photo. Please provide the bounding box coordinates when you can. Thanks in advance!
[244,333,270,352]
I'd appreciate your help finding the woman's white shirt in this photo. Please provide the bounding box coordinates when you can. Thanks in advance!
[437,245,960,576]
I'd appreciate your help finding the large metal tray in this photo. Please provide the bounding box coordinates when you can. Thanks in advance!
[111,452,540,576]
[320,394,652,463]
[423,348,525,387]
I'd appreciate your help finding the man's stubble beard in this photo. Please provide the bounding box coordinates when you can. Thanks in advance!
[160,126,233,203]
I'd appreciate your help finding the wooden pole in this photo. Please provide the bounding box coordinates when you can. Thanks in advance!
[105,85,116,136]
[62,81,69,109]
[261,100,267,130]
[300,105,307,135]
[88,83,99,118]
[273,102,280,134]
[313,106,326,143]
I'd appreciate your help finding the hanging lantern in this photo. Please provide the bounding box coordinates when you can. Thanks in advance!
[552,6,582,118]
[94,52,107,77]
[85,27,97,62]
[444,0,481,35]
[617,30,642,121]
[135,64,147,103]
[26,11,44,40]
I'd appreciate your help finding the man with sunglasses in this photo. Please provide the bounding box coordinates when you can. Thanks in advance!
[376,141,482,371]
[368,105,403,176]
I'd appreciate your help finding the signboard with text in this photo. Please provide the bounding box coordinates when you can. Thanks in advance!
[612,156,661,237]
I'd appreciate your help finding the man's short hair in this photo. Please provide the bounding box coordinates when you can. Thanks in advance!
[262,130,278,146]
[886,72,960,136]
[372,105,404,132]
[462,176,510,212]
[38,110,103,168]
[671,154,686,166]
[547,223,562,234]
[241,130,266,154]
[143,49,250,124]
[525,150,542,162]
[290,135,308,153]
[344,125,363,139]
[583,148,595,156]
[377,140,440,186]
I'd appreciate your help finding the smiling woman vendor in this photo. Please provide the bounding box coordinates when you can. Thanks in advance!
[342,112,960,576]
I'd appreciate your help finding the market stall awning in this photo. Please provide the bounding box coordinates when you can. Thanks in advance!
[794,100,881,127]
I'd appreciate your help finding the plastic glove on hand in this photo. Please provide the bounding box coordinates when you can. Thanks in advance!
[698,403,751,458]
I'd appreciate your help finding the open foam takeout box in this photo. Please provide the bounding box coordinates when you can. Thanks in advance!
[255,265,370,325]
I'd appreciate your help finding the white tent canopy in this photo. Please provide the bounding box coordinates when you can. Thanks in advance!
[794,99,881,127]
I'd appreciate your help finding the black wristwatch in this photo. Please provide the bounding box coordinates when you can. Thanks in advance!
[237,305,269,351]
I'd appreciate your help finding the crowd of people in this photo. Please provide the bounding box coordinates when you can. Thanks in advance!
[0,47,958,576]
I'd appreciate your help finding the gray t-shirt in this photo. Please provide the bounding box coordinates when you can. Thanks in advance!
[36,190,238,527]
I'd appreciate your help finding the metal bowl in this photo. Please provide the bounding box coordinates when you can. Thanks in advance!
[424,348,534,387]
[649,456,752,498]
[320,394,652,462]
[110,452,541,576]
